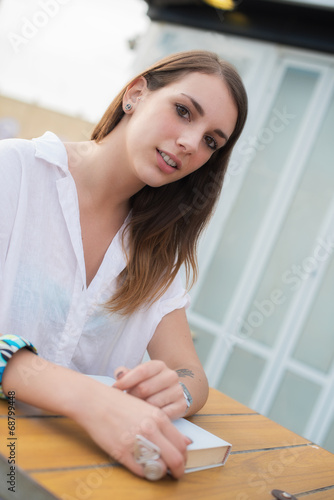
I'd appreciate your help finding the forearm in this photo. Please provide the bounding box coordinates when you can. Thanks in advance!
[2,349,91,420]
[146,308,209,417]
[175,363,209,417]
[113,359,209,420]
[2,349,190,479]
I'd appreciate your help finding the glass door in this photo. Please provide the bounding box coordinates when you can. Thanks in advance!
[188,51,334,452]
[134,23,334,452]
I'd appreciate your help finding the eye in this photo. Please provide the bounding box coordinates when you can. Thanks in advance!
[204,135,218,150]
[176,104,190,120]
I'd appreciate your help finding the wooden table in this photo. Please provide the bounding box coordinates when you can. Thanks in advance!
[0,388,334,500]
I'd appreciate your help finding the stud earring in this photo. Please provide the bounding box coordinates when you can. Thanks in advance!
[124,103,132,111]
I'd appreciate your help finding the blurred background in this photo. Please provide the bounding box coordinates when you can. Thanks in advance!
[0,0,149,138]
[1,0,334,454]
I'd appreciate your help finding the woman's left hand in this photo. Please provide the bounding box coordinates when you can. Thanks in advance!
[113,360,188,420]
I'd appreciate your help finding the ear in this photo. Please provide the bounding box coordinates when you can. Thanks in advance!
[123,76,148,113]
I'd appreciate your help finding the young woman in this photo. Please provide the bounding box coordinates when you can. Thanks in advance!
[0,50,247,481]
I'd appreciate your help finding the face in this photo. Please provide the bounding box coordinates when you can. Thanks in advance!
[122,72,238,188]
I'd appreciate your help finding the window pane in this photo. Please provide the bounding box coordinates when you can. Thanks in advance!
[323,417,334,454]
[292,252,334,373]
[217,347,266,406]
[189,323,216,367]
[268,371,321,436]
[193,67,319,322]
[241,88,334,347]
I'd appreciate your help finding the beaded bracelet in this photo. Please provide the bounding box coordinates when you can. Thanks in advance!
[0,334,38,399]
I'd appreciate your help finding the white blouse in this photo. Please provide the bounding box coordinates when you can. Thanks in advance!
[0,132,190,376]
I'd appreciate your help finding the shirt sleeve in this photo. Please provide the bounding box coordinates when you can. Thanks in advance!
[0,139,25,282]
[158,270,191,319]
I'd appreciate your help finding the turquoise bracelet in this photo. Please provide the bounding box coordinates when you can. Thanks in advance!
[0,334,38,399]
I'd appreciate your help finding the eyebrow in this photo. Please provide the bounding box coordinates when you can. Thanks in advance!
[181,93,229,142]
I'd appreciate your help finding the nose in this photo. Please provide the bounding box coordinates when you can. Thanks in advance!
[176,129,201,154]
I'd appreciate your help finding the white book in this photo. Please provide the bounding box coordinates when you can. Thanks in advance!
[87,375,232,473]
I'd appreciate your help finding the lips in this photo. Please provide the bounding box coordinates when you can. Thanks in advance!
[157,149,180,170]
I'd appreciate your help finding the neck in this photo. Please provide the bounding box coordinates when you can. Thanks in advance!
[64,121,145,213]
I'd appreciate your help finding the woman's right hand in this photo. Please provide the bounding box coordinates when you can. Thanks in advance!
[73,377,190,479]
[1,349,189,480]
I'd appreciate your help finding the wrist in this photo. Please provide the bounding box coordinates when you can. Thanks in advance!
[2,350,98,420]
[179,382,193,412]
[66,374,120,423]
[0,334,38,399]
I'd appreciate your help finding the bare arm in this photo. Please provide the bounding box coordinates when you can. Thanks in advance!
[148,307,209,415]
[113,308,209,418]
[1,349,190,479]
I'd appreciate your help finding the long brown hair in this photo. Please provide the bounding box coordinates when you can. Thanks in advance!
[92,50,248,315]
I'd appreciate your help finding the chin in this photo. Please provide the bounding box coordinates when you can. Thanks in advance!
[146,177,176,188]
[145,180,165,188]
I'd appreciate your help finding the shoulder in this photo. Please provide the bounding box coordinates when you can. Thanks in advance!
[0,136,35,167]
[0,132,68,183]
[159,271,191,317]
[0,137,35,194]
[0,140,33,249]
[0,136,41,181]
[0,131,67,166]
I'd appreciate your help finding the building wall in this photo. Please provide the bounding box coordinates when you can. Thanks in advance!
[134,22,334,453]
[0,95,93,141]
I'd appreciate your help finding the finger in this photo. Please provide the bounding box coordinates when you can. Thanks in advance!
[123,367,179,400]
[131,409,188,479]
[153,431,187,479]
[121,452,167,481]
[152,410,189,464]
[112,364,150,390]
[144,383,184,409]
[113,361,166,392]
[126,376,175,401]
[161,399,188,420]
[132,420,187,479]
[113,366,130,382]
[115,431,169,481]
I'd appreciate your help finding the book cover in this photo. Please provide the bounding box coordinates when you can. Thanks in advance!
[173,417,231,472]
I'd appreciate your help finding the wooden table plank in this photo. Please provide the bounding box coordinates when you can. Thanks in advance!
[0,417,112,470]
[0,411,310,472]
[30,445,334,500]
[189,414,310,451]
[296,489,334,499]
[196,389,257,415]
[0,388,258,474]
[224,446,334,499]
[0,400,57,418]
[1,389,333,500]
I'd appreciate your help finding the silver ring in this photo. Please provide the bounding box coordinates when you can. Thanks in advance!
[143,459,164,481]
[134,434,164,481]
